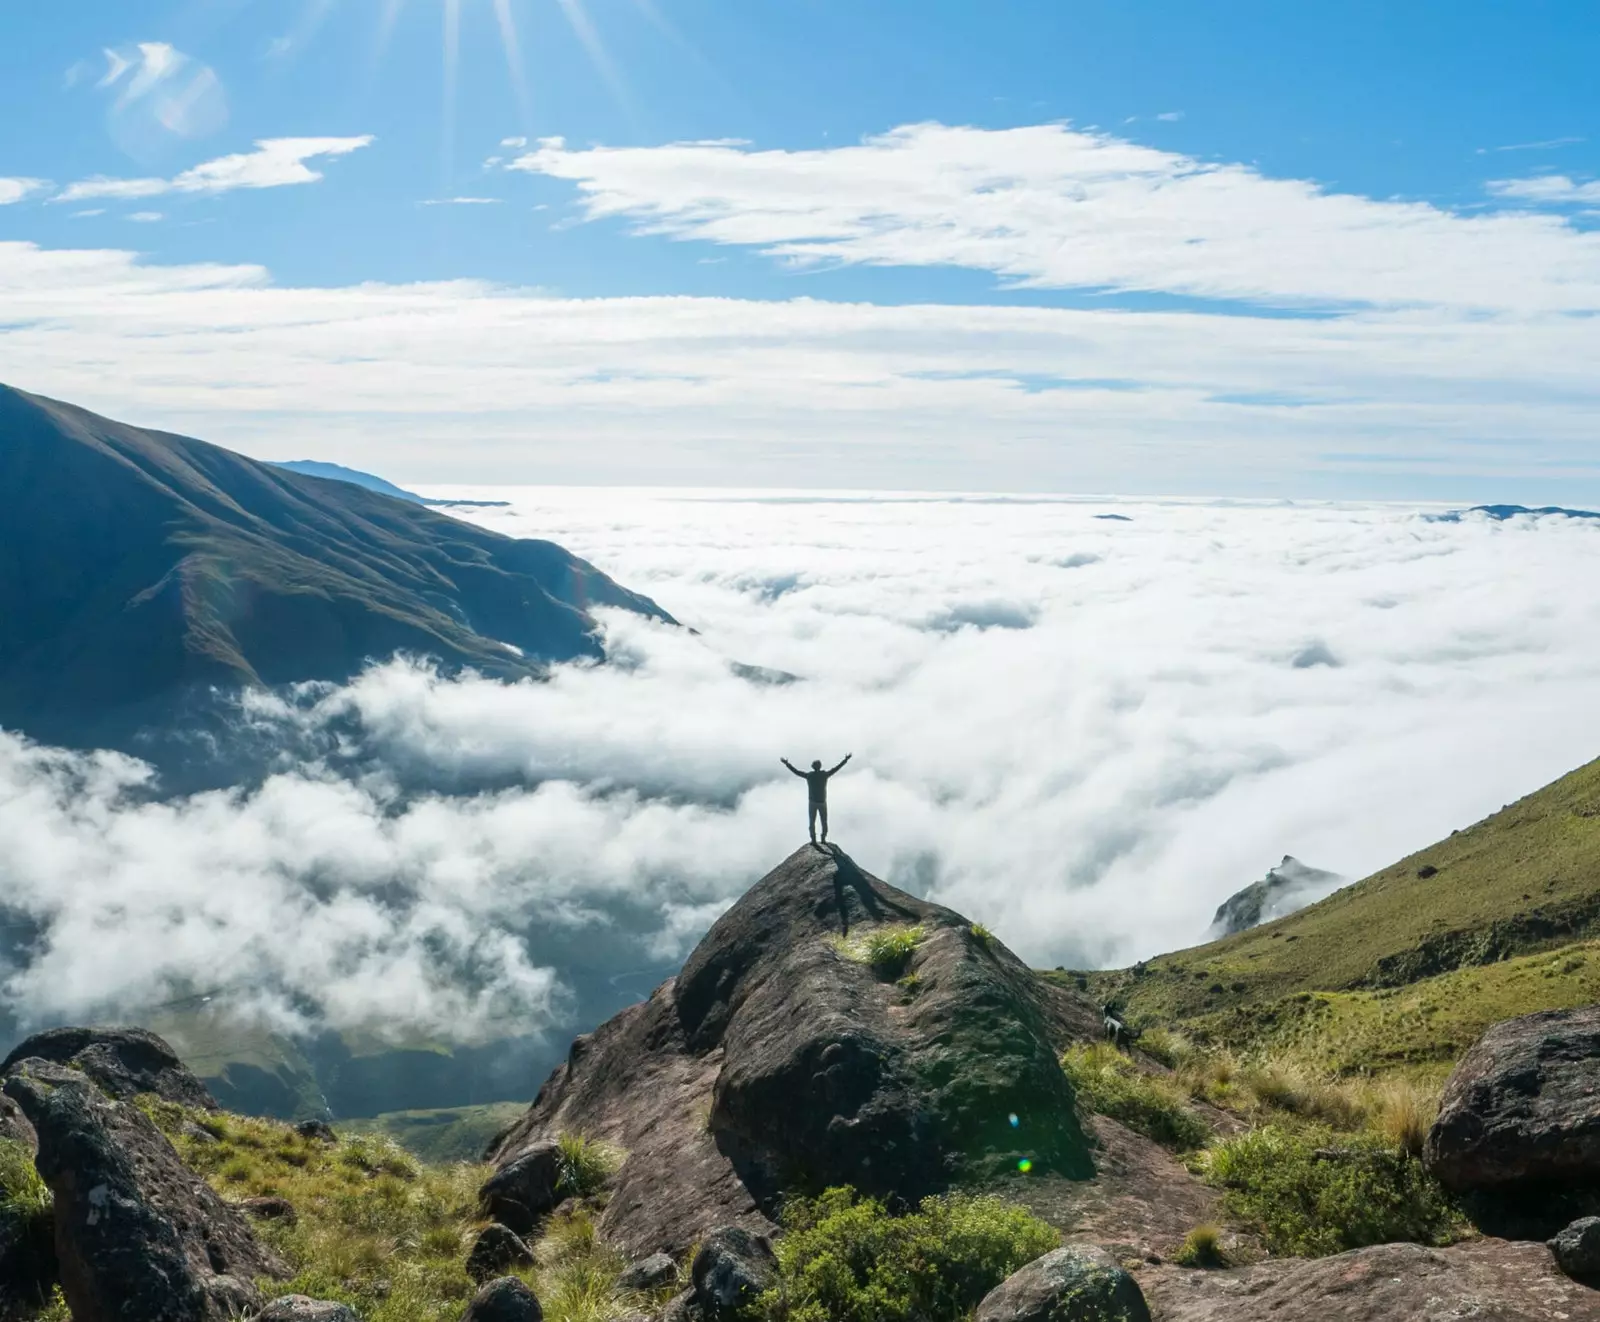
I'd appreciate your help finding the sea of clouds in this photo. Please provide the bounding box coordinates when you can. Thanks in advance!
[4,491,1600,1047]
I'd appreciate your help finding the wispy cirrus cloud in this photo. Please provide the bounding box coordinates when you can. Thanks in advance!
[55,136,375,204]
[508,121,1600,313]
[1487,174,1600,206]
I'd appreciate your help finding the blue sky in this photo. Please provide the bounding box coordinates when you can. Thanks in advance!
[2,1,1598,495]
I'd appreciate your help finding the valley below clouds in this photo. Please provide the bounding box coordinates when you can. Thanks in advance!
[5,491,1600,1050]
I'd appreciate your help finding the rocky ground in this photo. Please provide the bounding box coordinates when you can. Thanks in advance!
[2,846,1598,1321]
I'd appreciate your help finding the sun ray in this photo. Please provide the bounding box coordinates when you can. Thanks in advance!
[442,0,461,183]
[554,0,633,119]
[375,0,406,62]
[492,0,534,132]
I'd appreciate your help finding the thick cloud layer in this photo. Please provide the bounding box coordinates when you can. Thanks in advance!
[4,493,1600,1043]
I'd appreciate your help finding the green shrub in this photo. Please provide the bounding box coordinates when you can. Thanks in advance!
[1201,1124,1463,1257]
[1173,1222,1226,1268]
[556,1133,623,1199]
[969,923,994,951]
[0,1137,54,1307]
[764,1186,1058,1322]
[1060,1043,1210,1150]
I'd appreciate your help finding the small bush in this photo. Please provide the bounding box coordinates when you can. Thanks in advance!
[1201,1124,1463,1257]
[765,1186,1058,1322]
[1239,1062,1362,1129]
[556,1133,623,1199]
[1060,1043,1210,1150]
[1173,1222,1226,1268]
[1136,1027,1197,1070]
[969,923,994,950]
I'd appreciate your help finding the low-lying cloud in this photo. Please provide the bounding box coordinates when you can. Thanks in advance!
[5,495,1600,1046]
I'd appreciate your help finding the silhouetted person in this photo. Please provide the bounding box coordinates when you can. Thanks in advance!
[781,753,852,844]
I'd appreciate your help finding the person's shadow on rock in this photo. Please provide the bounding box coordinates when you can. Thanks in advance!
[825,843,916,935]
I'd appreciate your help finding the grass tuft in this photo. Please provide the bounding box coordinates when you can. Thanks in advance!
[555,1132,623,1199]
[1060,1043,1211,1150]
[1173,1222,1226,1268]
[834,925,927,979]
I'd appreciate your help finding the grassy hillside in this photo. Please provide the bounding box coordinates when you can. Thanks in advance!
[342,1103,527,1163]
[1059,751,1600,1064]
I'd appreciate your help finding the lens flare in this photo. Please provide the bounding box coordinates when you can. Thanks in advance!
[1017,1158,1033,1173]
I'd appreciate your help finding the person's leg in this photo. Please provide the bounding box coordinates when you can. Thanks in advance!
[808,802,819,843]
[819,803,829,843]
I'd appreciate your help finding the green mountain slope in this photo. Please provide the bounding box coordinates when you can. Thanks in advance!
[1069,752,1600,1054]
[0,383,671,750]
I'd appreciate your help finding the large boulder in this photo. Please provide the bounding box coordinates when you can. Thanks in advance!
[974,1246,1150,1322]
[690,1226,777,1315]
[479,1140,562,1235]
[1423,1004,1600,1192]
[1548,1216,1600,1280]
[461,1276,544,1322]
[0,1027,218,1111]
[4,1058,284,1322]
[467,1223,535,1281]
[486,847,1095,1255]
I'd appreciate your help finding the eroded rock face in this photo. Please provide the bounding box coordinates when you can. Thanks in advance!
[0,1027,218,1112]
[1424,1004,1600,1192]
[974,1246,1151,1322]
[462,1276,545,1322]
[487,848,1096,1255]
[4,1058,284,1322]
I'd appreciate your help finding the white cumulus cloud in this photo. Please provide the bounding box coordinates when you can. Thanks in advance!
[0,180,47,206]
[56,137,375,204]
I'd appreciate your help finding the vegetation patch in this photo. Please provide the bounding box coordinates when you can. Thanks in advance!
[0,1136,56,1310]
[137,1100,662,1322]
[762,1185,1058,1322]
[1059,1043,1210,1150]
[1199,1124,1463,1257]
[1173,1222,1226,1268]
[342,1103,528,1164]
[834,925,927,979]
[555,1132,624,1199]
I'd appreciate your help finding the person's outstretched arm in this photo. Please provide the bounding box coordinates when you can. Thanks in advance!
[780,758,806,777]
[828,753,853,776]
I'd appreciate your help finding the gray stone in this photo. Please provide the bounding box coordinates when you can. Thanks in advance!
[617,1250,677,1292]
[461,1275,545,1322]
[1548,1216,1600,1279]
[1425,1004,1600,1191]
[257,1297,361,1322]
[294,1119,337,1144]
[466,1222,534,1282]
[4,1057,283,1322]
[240,1195,298,1227]
[974,1246,1151,1322]
[690,1226,776,1315]
[479,1141,562,1236]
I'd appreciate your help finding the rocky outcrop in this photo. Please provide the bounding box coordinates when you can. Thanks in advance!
[462,1276,544,1322]
[1210,857,1342,936]
[617,1251,677,1292]
[1424,1004,1600,1192]
[0,1027,218,1111]
[486,847,1098,1256]
[0,1096,36,1152]
[1137,1238,1596,1321]
[975,1246,1151,1322]
[467,1223,534,1281]
[4,1057,284,1322]
[1548,1216,1600,1280]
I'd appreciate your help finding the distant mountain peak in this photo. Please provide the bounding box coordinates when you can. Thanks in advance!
[270,459,509,508]
[1210,855,1344,936]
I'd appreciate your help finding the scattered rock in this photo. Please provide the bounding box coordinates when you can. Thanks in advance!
[257,1297,361,1322]
[240,1195,298,1227]
[974,1245,1151,1322]
[479,1140,562,1236]
[0,1027,218,1111]
[617,1250,677,1292]
[691,1226,777,1315]
[181,1121,220,1146]
[1424,1004,1600,1192]
[461,1275,545,1322]
[4,1057,285,1322]
[467,1222,534,1282]
[487,848,1095,1255]
[294,1119,337,1144]
[1548,1215,1600,1279]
